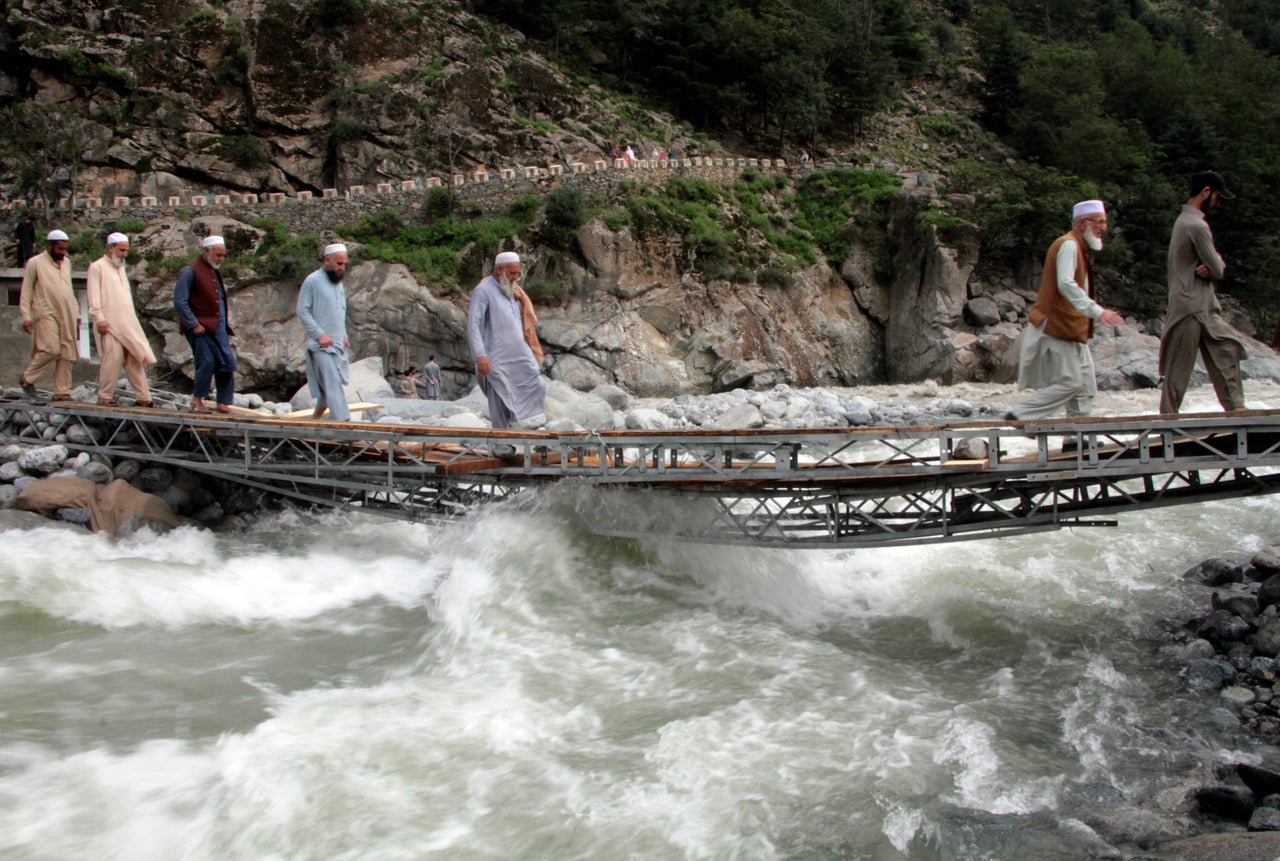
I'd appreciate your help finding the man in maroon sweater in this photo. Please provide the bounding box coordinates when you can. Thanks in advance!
[173,235,237,414]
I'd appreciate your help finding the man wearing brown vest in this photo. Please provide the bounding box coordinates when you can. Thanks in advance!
[173,235,237,414]
[1007,200,1124,421]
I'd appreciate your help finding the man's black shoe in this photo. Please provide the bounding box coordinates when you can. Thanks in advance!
[19,377,37,398]
[1060,439,1080,453]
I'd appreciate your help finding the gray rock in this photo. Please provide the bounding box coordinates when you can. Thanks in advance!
[1073,802,1195,849]
[1199,609,1253,643]
[289,356,397,412]
[1153,830,1280,860]
[590,384,630,411]
[1193,784,1256,821]
[0,461,25,481]
[65,424,101,445]
[0,485,17,509]
[964,296,1002,326]
[11,476,38,492]
[1254,618,1280,656]
[135,467,173,493]
[1248,806,1280,831]
[1185,659,1235,690]
[17,444,70,476]
[1259,574,1280,613]
[192,502,225,526]
[544,380,615,430]
[626,407,675,430]
[113,460,142,482]
[710,402,763,429]
[1222,685,1259,707]
[1237,764,1280,798]
[52,507,92,526]
[75,462,115,484]
[1253,545,1280,573]
[1180,638,1217,661]
[0,445,25,464]
[0,509,83,531]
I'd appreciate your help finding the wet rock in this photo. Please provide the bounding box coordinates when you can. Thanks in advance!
[17,444,70,476]
[192,502,224,526]
[1199,609,1254,644]
[1185,558,1245,586]
[1179,639,1216,661]
[1152,830,1280,860]
[1258,575,1280,613]
[1073,802,1196,848]
[1185,659,1235,690]
[1236,764,1280,798]
[1223,686,1259,707]
[1253,618,1280,656]
[1193,785,1256,821]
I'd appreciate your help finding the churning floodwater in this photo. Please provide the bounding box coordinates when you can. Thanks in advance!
[1,384,1277,860]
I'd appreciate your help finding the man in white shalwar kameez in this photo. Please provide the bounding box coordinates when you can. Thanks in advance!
[88,232,156,406]
[1008,200,1125,421]
[297,244,352,422]
[467,251,546,430]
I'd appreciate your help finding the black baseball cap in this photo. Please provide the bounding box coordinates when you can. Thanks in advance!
[1191,170,1236,199]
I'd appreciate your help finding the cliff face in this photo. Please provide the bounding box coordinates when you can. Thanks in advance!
[2,0,694,202]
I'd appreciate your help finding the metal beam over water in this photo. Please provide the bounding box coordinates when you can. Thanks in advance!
[3,397,1280,548]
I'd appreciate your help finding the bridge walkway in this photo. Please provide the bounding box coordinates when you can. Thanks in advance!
[2,397,1278,548]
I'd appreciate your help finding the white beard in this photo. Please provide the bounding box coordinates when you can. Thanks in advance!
[110,254,127,268]
[497,274,515,299]
[1083,233,1103,252]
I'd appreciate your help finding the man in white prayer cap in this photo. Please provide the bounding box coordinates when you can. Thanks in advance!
[88,232,156,407]
[173,234,237,413]
[297,243,352,421]
[18,228,78,401]
[466,250,546,435]
[1007,200,1124,424]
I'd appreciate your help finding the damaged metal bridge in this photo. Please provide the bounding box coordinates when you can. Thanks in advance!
[3,396,1280,549]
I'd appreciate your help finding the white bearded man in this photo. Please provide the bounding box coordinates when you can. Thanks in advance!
[18,229,78,401]
[297,243,352,422]
[88,232,157,407]
[466,250,546,431]
[1007,199,1125,422]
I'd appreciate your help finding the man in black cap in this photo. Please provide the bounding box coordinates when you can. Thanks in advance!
[1158,170,1246,414]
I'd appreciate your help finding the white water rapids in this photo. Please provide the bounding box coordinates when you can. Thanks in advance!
[1,382,1277,860]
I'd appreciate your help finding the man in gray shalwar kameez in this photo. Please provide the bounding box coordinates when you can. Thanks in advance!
[1158,170,1247,414]
[297,243,352,422]
[466,251,546,430]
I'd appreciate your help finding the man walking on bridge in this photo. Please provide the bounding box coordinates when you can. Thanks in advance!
[297,243,352,422]
[466,250,546,430]
[18,228,78,402]
[1158,170,1246,414]
[1008,200,1125,421]
[88,232,156,407]
[174,235,237,414]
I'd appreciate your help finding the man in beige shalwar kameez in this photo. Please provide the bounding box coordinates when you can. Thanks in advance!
[88,232,156,407]
[18,229,79,401]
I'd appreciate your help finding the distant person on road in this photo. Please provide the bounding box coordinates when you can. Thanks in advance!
[88,232,156,407]
[1158,170,1247,414]
[297,243,352,422]
[173,235,237,414]
[18,229,78,402]
[1007,200,1125,421]
[14,213,36,268]
[423,355,442,399]
[466,250,546,430]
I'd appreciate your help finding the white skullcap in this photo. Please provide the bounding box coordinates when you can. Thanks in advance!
[1072,199,1106,220]
[106,232,128,245]
[323,243,347,256]
[494,251,520,266]
[202,235,225,249]
[46,229,69,242]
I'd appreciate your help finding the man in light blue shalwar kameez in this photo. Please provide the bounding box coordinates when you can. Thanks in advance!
[466,251,546,430]
[297,243,352,422]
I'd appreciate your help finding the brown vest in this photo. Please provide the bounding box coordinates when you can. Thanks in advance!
[182,257,233,335]
[1028,230,1093,343]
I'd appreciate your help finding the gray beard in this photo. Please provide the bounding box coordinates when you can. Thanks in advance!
[498,274,515,299]
[1083,233,1103,252]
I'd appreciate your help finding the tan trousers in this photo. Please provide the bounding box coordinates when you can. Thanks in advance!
[1159,317,1244,413]
[96,334,151,403]
[22,317,74,396]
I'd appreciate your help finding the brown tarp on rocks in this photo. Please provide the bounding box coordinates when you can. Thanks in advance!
[15,476,183,535]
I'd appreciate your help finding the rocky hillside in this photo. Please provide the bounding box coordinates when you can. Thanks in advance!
[0,0,706,203]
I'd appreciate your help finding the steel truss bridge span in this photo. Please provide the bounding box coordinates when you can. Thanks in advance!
[3,399,1279,549]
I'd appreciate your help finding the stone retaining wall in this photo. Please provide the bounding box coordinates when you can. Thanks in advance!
[2,157,854,234]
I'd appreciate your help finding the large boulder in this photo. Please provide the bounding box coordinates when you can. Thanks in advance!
[289,356,396,413]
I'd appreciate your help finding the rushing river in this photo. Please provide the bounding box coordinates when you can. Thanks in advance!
[1,384,1277,860]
